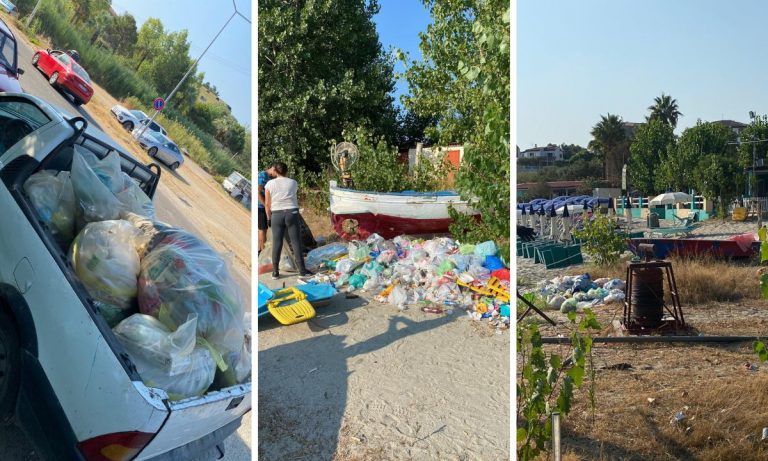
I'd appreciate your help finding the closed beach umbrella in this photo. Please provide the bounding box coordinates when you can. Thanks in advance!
[539,208,546,237]
[562,204,571,241]
[549,206,557,239]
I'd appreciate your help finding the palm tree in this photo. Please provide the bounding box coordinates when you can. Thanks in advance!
[647,93,682,128]
[590,113,628,184]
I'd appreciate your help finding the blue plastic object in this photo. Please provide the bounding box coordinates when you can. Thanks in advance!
[297,283,337,302]
[500,304,510,317]
[484,255,505,271]
[258,283,274,318]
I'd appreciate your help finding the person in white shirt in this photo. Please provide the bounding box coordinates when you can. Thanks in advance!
[264,162,312,278]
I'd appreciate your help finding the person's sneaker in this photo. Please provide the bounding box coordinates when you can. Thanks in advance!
[271,272,280,280]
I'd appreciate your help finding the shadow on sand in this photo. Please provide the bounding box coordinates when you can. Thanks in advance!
[258,294,457,460]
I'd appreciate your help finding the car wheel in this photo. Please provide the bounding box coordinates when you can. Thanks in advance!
[235,194,243,202]
[171,162,180,170]
[31,53,39,66]
[49,71,58,86]
[122,121,134,131]
[0,308,20,426]
[73,98,82,107]
[148,147,157,158]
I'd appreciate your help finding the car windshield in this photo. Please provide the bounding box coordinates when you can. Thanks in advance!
[54,51,71,66]
[71,62,90,83]
[0,32,16,73]
[129,110,146,119]
[148,121,163,132]
[0,98,51,155]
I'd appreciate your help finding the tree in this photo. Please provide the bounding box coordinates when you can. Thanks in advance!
[395,109,437,148]
[133,18,165,71]
[589,114,628,186]
[88,11,113,46]
[258,0,397,172]
[647,93,682,129]
[106,13,138,56]
[525,180,551,200]
[70,0,94,25]
[560,143,588,161]
[402,0,510,253]
[661,121,737,192]
[738,115,768,196]
[694,151,741,217]
[628,119,676,195]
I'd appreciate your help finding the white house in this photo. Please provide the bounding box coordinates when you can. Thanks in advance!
[517,144,564,161]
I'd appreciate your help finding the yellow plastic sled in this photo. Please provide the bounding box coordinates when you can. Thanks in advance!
[266,287,316,325]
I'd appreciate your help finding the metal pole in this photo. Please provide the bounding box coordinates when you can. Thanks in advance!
[552,412,561,461]
[24,0,42,27]
[136,9,237,138]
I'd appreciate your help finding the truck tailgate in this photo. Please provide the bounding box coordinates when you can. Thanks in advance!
[137,383,251,460]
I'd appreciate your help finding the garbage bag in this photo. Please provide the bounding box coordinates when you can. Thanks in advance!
[547,295,566,310]
[560,298,578,313]
[474,241,498,258]
[24,170,76,247]
[71,150,123,228]
[116,173,155,219]
[604,279,626,291]
[78,147,123,193]
[335,258,362,274]
[216,342,252,388]
[388,284,407,308]
[376,249,397,265]
[348,241,370,262]
[459,243,475,255]
[113,314,216,400]
[70,220,142,326]
[305,242,348,272]
[138,228,245,370]
[348,273,367,290]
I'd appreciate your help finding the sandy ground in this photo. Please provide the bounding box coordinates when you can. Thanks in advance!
[258,268,510,461]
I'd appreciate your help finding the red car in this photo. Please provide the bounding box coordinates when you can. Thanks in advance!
[31,49,93,105]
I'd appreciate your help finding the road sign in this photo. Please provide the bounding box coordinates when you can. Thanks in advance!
[153,97,165,111]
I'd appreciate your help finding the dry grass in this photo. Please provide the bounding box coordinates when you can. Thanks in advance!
[569,257,761,306]
[530,345,768,461]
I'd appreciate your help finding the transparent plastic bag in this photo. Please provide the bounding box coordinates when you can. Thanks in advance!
[388,284,408,308]
[335,258,362,274]
[305,242,348,271]
[23,170,76,248]
[71,149,122,228]
[113,314,216,400]
[77,147,123,193]
[138,228,245,370]
[70,220,142,326]
[116,173,155,219]
[348,241,370,261]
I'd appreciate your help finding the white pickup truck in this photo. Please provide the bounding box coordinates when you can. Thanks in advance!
[0,93,251,460]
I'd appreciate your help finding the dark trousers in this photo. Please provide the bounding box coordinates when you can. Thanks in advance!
[271,208,307,274]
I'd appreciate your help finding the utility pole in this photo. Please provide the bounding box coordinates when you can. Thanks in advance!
[24,0,42,28]
[135,0,250,138]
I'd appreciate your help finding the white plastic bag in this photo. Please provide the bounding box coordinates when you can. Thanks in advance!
[71,149,123,228]
[70,220,142,326]
[335,258,362,274]
[388,284,408,309]
[113,314,216,400]
[24,170,76,247]
[116,173,155,219]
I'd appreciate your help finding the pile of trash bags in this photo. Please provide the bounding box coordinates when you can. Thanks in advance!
[23,149,249,400]
[537,273,626,313]
[302,234,510,333]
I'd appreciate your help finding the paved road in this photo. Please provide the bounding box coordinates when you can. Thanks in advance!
[0,30,252,461]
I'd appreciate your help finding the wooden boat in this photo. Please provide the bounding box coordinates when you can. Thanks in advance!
[329,180,480,240]
[628,233,760,259]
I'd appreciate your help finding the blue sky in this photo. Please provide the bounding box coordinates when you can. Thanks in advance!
[372,1,431,106]
[112,0,251,127]
[518,0,768,149]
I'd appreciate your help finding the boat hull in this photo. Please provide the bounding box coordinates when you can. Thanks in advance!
[629,236,759,259]
[329,181,480,240]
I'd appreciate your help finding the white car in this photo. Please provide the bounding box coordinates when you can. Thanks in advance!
[133,127,185,170]
[110,104,168,136]
[0,93,251,460]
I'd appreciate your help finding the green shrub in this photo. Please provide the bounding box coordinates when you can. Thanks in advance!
[573,214,626,266]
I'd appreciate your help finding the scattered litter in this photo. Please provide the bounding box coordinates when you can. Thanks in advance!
[762,427,768,441]
[647,397,656,405]
[299,235,510,331]
[671,411,685,424]
[307,367,318,375]
[534,274,627,312]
